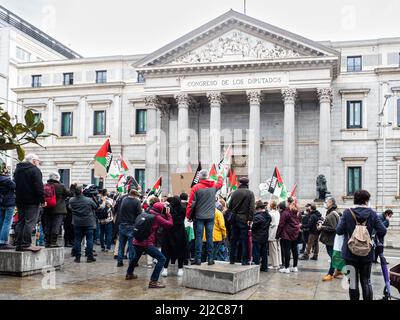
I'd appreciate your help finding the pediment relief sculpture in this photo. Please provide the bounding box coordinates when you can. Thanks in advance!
[169,30,301,65]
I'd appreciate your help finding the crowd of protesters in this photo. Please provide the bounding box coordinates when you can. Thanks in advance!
[0,154,394,297]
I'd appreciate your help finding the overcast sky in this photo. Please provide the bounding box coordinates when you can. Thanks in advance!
[1,0,400,57]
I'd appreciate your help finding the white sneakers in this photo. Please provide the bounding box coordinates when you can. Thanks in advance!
[279,267,298,273]
[161,268,183,277]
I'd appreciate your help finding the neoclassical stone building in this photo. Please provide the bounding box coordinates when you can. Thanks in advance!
[10,10,400,226]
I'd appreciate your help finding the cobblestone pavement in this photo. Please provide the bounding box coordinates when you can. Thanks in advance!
[0,245,399,300]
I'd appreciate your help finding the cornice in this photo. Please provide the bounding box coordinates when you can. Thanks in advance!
[12,81,126,93]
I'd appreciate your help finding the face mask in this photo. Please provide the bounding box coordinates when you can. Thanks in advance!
[323,203,328,209]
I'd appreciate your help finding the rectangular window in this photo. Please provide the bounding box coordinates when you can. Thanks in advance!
[347,101,362,128]
[61,112,73,136]
[32,75,42,87]
[93,110,106,135]
[91,169,104,188]
[135,109,147,134]
[135,169,145,191]
[63,73,74,85]
[16,46,31,62]
[33,112,41,123]
[96,70,107,83]
[58,169,70,187]
[347,56,362,72]
[347,167,362,196]
[397,99,400,127]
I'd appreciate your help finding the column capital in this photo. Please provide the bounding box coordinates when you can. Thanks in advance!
[174,92,191,108]
[157,102,171,119]
[246,90,262,105]
[281,88,297,104]
[317,88,333,105]
[144,95,161,109]
[206,91,224,106]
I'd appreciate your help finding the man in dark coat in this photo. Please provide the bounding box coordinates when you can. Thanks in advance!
[42,172,70,248]
[300,203,322,260]
[0,165,16,250]
[228,177,255,265]
[69,185,98,263]
[13,154,45,252]
[251,200,272,271]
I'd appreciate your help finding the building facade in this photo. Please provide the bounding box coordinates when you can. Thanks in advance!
[10,10,400,227]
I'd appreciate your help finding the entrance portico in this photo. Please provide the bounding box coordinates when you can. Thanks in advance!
[135,9,339,197]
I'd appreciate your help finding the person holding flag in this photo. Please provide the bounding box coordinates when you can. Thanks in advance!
[227,177,255,265]
[186,169,223,265]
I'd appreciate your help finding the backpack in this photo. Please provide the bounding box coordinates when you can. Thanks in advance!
[96,206,110,220]
[133,213,155,241]
[347,208,373,257]
[43,183,57,208]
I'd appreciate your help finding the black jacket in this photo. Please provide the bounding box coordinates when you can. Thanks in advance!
[14,162,45,205]
[227,185,255,224]
[68,195,98,227]
[43,180,71,215]
[252,210,272,244]
[306,210,323,235]
[117,196,142,226]
[0,174,16,207]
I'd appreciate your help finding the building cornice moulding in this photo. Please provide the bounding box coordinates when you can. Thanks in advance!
[12,82,126,93]
[339,88,370,95]
[341,157,368,162]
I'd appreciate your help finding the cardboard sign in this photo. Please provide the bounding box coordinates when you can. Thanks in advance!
[171,172,195,195]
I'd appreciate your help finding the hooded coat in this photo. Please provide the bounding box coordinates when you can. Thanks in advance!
[276,208,301,241]
[0,174,16,207]
[186,177,223,220]
[134,202,173,248]
[252,210,272,243]
[13,162,44,205]
[306,209,323,235]
[161,196,189,259]
[336,206,387,262]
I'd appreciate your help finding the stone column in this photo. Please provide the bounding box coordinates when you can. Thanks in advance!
[247,90,262,195]
[175,93,190,172]
[281,88,297,191]
[144,95,160,191]
[317,88,333,189]
[112,94,121,144]
[79,96,87,144]
[207,92,223,165]
[47,97,54,144]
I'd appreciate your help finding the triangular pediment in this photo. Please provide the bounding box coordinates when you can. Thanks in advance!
[136,10,339,69]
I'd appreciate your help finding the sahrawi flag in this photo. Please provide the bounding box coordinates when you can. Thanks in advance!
[94,139,113,178]
[218,144,233,179]
[191,162,202,187]
[148,176,162,197]
[268,166,288,202]
[108,160,120,179]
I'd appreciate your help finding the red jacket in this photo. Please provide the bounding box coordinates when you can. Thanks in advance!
[133,202,173,248]
[276,208,301,241]
[186,176,223,220]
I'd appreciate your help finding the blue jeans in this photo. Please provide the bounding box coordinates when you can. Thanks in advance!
[0,207,14,244]
[326,245,335,276]
[194,218,214,262]
[127,245,166,281]
[230,222,249,264]
[94,219,100,242]
[100,222,113,250]
[252,241,268,271]
[74,226,94,258]
[118,224,135,263]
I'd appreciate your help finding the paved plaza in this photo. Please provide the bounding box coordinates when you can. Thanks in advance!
[0,243,398,300]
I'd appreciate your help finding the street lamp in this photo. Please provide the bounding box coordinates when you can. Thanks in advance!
[377,93,393,211]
